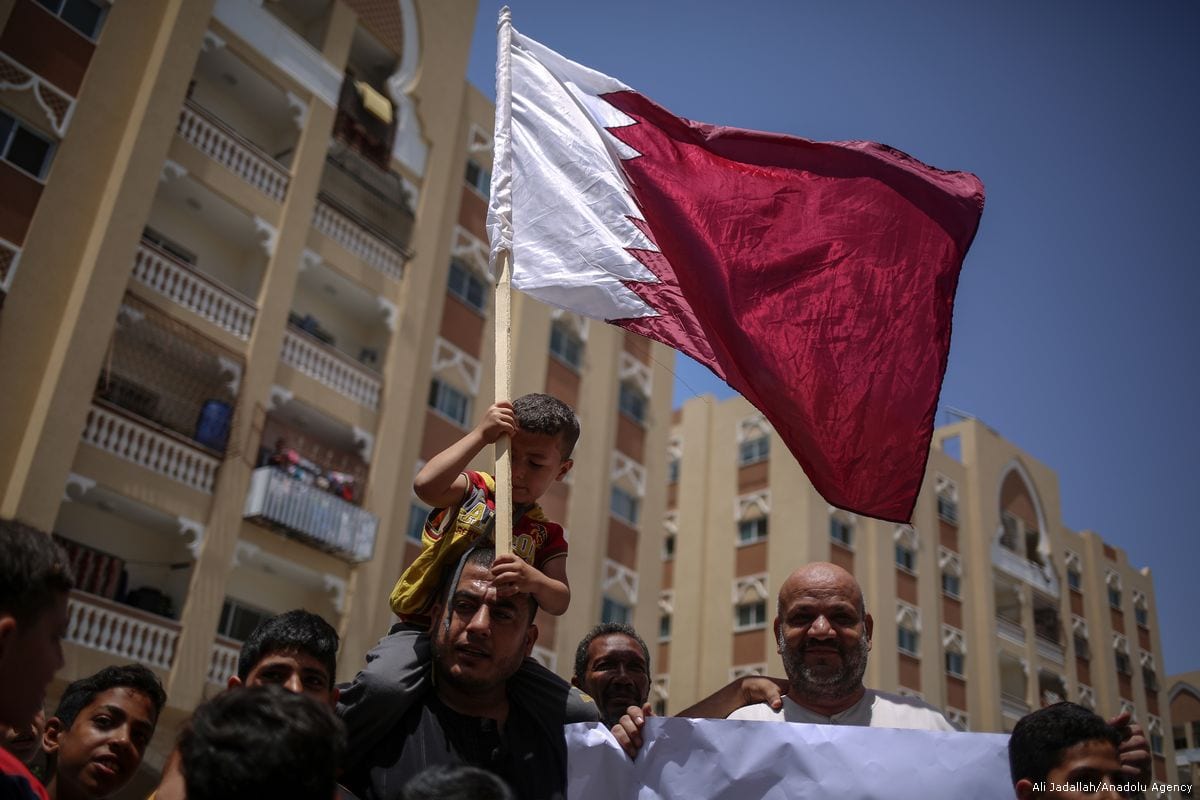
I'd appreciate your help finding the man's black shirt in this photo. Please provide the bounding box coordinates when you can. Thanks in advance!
[347,693,566,800]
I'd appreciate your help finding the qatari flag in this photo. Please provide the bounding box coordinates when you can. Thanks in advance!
[487,10,984,523]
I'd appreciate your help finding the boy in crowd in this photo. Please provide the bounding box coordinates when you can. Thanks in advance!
[340,394,596,763]
[1009,702,1124,800]
[41,664,166,800]
[228,609,340,710]
[0,519,73,800]
[154,686,345,800]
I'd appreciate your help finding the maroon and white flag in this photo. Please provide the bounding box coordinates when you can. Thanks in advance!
[487,11,984,523]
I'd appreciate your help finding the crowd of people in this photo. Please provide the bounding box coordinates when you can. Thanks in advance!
[0,393,1154,799]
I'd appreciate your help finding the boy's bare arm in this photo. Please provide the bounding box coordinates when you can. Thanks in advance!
[414,402,517,508]
[491,554,570,615]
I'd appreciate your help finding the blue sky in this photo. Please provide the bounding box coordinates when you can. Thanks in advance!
[465,1,1200,674]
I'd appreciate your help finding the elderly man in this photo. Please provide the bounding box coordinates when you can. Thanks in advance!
[344,547,573,800]
[571,623,651,727]
[615,562,1149,775]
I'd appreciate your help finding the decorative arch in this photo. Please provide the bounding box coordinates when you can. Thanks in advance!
[996,459,1050,566]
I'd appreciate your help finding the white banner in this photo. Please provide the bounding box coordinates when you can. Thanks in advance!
[566,718,1012,799]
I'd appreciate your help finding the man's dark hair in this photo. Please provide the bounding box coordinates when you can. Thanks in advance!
[1008,702,1122,784]
[438,548,537,624]
[236,609,339,682]
[53,664,166,729]
[573,622,650,683]
[512,393,580,460]
[179,685,345,800]
[401,764,515,800]
[0,519,73,625]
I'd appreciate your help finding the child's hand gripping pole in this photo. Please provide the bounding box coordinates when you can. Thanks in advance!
[493,248,513,556]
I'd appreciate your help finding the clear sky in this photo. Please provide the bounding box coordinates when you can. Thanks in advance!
[465,1,1200,674]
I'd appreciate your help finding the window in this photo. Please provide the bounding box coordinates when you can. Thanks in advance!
[738,436,769,466]
[406,502,430,543]
[937,495,958,524]
[1108,587,1122,610]
[1000,513,1019,552]
[662,533,675,560]
[1142,667,1158,693]
[464,159,490,196]
[667,458,680,484]
[735,600,767,631]
[1115,652,1131,676]
[1150,733,1164,756]
[1067,569,1081,592]
[428,378,470,426]
[653,698,667,717]
[830,517,853,548]
[659,614,671,641]
[1135,607,1148,628]
[549,321,583,370]
[941,572,961,598]
[1073,634,1089,660]
[610,486,640,526]
[898,627,920,656]
[0,111,55,180]
[217,599,271,642]
[601,596,630,625]
[945,651,965,677]
[34,0,106,39]
[618,382,647,424]
[1175,725,1189,751]
[737,517,768,545]
[447,259,486,312]
[895,544,916,572]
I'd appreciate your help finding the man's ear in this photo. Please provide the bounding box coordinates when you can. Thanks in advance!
[427,603,444,636]
[329,686,340,710]
[1015,778,1035,799]
[773,617,783,653]
[42,716,66,757]
[0,614,17,661]
[227,675,243,690]
[570,674,581,690]
[523,623,538,657]
[555,459,574,482]
[863,613,874,651]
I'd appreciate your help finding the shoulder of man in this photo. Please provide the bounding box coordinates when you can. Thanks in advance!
[867,689,957,731]
[0,749,50,800]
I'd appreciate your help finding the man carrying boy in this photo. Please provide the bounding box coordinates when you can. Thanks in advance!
[339,394,598,765]
[1008,702,1125,799]
[1,519,73,800]
[41,664,166,800]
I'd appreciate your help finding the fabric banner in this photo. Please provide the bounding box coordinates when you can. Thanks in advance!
[565,719,1011,799]
[488,15,985,523]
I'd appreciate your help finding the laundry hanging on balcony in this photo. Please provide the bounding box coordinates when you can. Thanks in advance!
[354,80,393,125]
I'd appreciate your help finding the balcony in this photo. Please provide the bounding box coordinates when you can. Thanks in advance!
[243,466,378,562]
[992,541,1059,596]
[280,326,382,411]
[66,590,181,672]
[132,238,257,340]
[319,140,414,256]
[207,634,241,685]
[82,403,221,494]
[996,616,1026,645]
[1036,635,1066,665]
[313,192,408,281]
[177,99,290,202]
[1000,692,1031,720]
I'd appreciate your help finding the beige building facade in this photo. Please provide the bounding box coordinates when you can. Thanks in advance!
[1169,672,1200,794]
[0,0,671,792]
[660,396,1177,785]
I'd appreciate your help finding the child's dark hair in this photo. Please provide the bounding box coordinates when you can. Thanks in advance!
[512,393,580,460]
[1008,701,1121,784]
[179,685,345,800]
[53,664,166,728]
[236,609,339,682]
[401,764,515,800]
[0,518,73,625]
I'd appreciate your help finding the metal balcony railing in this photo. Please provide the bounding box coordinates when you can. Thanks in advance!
[243,466,378,562]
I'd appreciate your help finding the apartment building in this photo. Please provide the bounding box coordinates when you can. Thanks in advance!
[659,396,1176,784]
[1169,672,1200,793]
[0,0,672,791]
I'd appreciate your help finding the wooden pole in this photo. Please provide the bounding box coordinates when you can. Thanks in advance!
[493,248,513,556]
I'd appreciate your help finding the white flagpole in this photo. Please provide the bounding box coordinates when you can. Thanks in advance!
[492,7,514,557]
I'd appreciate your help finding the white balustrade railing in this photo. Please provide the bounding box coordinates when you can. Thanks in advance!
[208,637,241,685]
[1000,692,1031,719]
[66,591,180,671]
[280,328,381,410]
[177,100,289,202]
[1035,635,1066,665]
[312,197,406,281]
[996,617,1026,645]
[244,466,379,562]
[81,404,220,493]
[132,241,256,340]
